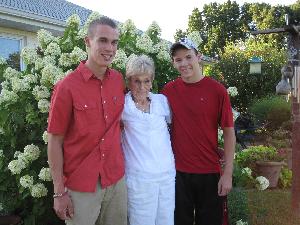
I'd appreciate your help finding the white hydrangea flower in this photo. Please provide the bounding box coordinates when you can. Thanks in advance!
[42,131,48,144]
[218,129,223,143]
[157,50,170,62]
[37,29,55,49]
[11,77,31,93]
[136,34,154,53]
[42,55,56,66]
[255,176,269,191]
[154,40,170,53]
[66,14,81,27]
[20,175,34,188]
[120,19,137,36]
[70,47,87,64]
[0,56,6,65]
[8,160,25,174]
[41,64,63,86]
[146,21,161,36]
[17,153,31,168]
[58,53,72,67]
[30,183,48,198]
[227,86,238,97]
[112,49,127,70]
[38,167,52,181]
[24,144,40,161]
[34,58,45,70]
[14,151,22,158]
[32,86,50,100]
[24,74,38,85]
[38,99,50,113]
[0,89,19,105]
[21,47,38,65]
[1,81,10,90]
[232,108,240,121]
[44,42,61,56]
[3,67,22,80]
[241,167,252,177]
[236,219,248,225]
[187,31,203,47]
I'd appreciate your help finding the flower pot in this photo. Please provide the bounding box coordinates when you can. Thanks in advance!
[256,161,284,188]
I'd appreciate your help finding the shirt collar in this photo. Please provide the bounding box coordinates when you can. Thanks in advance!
[78,61,111,82]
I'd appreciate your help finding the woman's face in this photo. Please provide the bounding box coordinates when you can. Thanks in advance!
[128,73,153,98]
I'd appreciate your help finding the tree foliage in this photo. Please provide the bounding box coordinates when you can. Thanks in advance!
[178,0,298,57]
[209,38,287,111]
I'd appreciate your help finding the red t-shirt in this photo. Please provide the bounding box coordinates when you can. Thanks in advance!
[47,61,125,192]
[161,77,233,174]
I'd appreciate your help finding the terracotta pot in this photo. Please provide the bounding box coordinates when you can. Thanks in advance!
[0,215,21,225]
[256,161,284,188]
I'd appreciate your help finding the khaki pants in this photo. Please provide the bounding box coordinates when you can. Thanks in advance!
[65,177,127,225]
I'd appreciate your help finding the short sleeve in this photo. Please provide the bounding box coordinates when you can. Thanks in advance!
[219,90,234,129]
[47,82,73,135]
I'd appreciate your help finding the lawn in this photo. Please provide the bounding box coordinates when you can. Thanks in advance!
[247,189,300,225]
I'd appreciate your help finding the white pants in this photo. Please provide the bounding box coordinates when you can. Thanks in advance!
[126,170,175,225]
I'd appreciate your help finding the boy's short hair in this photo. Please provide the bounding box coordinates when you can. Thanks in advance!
[170,38,198,57]
[88,16,118,37]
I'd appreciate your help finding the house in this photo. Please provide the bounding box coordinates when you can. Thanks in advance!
[0,0,92,69]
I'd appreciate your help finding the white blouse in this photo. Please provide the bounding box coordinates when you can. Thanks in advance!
[121,92,175,175]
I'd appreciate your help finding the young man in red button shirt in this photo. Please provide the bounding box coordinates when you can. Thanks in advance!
[161,38,236,225]
[47,17,127,225]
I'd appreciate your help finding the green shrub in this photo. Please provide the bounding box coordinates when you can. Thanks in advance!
[278,167,292,189]
[228,188,249,225]
[249,95,291,130]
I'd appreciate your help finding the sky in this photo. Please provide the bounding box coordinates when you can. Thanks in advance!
[67,0,296,42]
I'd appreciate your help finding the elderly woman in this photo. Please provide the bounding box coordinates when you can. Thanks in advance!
[121,55,175,225]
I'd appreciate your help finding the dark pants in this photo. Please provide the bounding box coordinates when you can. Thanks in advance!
[175,171,223,225]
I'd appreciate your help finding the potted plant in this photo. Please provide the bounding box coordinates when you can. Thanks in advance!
[235,145,285,188]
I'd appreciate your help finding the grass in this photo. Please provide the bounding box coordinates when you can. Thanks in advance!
[246,189,300,225]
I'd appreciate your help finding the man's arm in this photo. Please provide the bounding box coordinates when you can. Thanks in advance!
[218,127,236,196]
[48,133,74,220]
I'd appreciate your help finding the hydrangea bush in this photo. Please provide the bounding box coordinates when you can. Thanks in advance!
[0,12,203,224]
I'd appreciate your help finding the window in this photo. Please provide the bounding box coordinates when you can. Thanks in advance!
[0,34,24,70]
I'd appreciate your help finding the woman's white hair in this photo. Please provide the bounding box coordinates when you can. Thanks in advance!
[126,54,155,79]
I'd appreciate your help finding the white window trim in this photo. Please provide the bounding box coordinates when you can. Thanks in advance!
[0,32,26,70]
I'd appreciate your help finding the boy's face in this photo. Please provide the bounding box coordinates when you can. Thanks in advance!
[172,48,201,82]
[85,24,119,68]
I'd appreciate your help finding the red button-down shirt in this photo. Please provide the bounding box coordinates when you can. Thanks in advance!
[47,61,125,192]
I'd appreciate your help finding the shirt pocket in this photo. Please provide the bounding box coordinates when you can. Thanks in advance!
[111,95,125,116]
[73,102,99,131]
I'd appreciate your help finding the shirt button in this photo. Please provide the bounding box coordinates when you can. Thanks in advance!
[102,154,105,157]
[100,86,103,89]
[101,138,104,142]
[105,115,108,119]
[103,100,106,104]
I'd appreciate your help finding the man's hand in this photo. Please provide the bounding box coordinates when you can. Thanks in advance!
[218,173,232,196]
[54,194,74,220]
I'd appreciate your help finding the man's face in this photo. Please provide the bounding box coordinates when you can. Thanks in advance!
[172,48,201,82]
[85,24,119,68]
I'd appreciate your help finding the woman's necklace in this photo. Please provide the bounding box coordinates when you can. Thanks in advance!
[131,94,151,113]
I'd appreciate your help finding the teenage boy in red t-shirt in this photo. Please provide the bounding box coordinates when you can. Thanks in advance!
[47,17,126,225]
[162,38,236,225]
